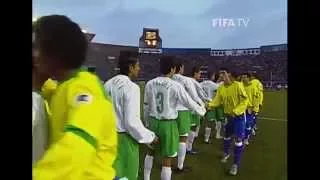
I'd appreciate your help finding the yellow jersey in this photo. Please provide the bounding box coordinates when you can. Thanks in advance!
[251,79,263,106]
[243,82,260,112]
[33,70,117,180]
[208,81,248,116]
[41,78,57,102]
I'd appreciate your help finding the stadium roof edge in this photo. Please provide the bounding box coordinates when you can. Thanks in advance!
[88,41,287,51]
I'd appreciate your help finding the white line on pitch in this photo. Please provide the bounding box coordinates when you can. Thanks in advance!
[260,117,287,122]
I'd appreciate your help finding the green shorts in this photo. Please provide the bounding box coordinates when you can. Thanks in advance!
[216,106,225,122]
[177,110,191,136]
[113,133,139,180]
[206,110,217,122]
[191,113,201,126]
[149,117,179,158]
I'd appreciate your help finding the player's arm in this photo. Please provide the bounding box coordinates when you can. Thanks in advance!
[186,80,205,107]
[195,81,210,102]
[143,83,151,127]
[208,87,222,109]
[233,84,249,116]
[259,82,264,105]
[252,86,261,113]
[124,85,156,144]
[177,84,206,116]
[33,87,117,180]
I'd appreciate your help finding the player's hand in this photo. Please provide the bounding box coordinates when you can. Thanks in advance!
[151,136,159,145]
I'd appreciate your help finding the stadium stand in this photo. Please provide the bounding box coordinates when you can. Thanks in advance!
[84,43,287,88]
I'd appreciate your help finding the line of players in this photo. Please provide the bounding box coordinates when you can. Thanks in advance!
[32,15,263,180]
[106,51,263,180]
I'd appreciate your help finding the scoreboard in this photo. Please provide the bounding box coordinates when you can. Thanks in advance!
[139,28,162,54]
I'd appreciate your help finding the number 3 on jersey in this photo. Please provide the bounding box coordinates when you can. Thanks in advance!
[156,92,164,113]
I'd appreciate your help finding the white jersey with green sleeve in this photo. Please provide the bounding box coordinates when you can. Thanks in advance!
[144,77,206,121]
[104,75,155,144]
[32,91,48,164]
[200,80,219,100]
[172,74,205,109]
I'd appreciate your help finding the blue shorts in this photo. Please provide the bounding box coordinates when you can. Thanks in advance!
[224,114,246,139]
[245,112,255,129]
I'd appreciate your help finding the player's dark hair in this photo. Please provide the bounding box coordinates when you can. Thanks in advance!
[242,72,251,77]
[191,66,201,76]
[174,59,183,73]
[219,67,229,73]
[160,56,175,75]
[33,15,88,69]
[118,51,139,75]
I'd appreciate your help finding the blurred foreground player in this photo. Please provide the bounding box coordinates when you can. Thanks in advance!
[208,68,249,175]
[32,64,48,164]
[105,51,158,180]
[241,73,260,145]
[200,72,220,143]
[32,15,117,179]
[143,56,205,180]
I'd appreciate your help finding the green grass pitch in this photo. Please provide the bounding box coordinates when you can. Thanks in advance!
[137,81,287,180]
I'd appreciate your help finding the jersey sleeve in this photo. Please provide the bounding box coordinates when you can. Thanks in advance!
[33,85,117,179]
[259,82,264,105]
[252,86,261,112]
[124,85,155,144]
[194,81,210,102]
[176,84,206,116]
[185,79,204,107]
[208,87,222,109]
[233,83,249,116]
[41,79,57,102]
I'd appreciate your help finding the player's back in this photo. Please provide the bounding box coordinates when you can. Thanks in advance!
[48,70,117,179]
[104,75,139,131]
[200,80,219,99]
[145,77,181,120]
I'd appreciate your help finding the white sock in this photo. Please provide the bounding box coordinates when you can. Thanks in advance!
[144,155,154,180]
[204,127,212,142]
[177,142,187,169]
[161,166,172,180]
[187,131,196,151]
[216,121,222,137]
[195,126,200,137]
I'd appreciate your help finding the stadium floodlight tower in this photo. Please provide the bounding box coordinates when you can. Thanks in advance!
[81,29,96,42]
[138,28,162,54]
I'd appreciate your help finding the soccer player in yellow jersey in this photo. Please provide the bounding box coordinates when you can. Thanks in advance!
[208,68,249,176]
[250,73,264,134]
[241,73,260,145]
[32,15,117,180]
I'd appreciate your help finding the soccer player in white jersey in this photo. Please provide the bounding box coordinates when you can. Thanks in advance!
[104,51,158,180]
[32,54,48,165]
[190,66,211,138]
[172,63,205,155]
[32,91,48,164]
[200,72,220,143]
[143,56,206,180]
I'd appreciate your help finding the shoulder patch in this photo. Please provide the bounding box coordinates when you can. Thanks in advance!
[75,93,93,105]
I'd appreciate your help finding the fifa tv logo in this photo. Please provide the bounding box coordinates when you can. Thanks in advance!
[212,18,250,28]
